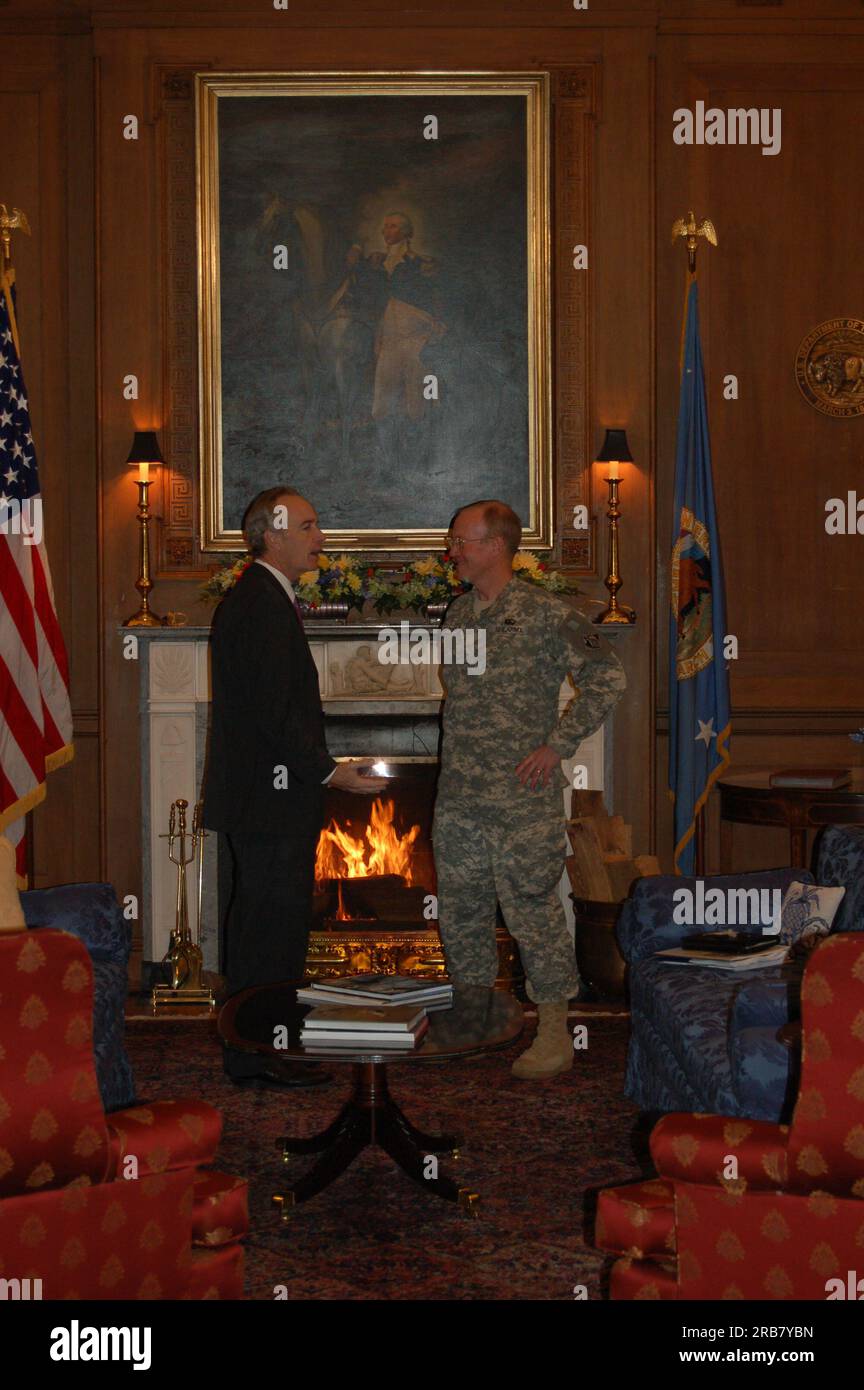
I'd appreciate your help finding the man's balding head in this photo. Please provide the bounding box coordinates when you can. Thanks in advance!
[451,500,522,557]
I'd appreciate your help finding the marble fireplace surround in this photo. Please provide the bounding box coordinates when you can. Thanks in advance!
[135,622,610,976]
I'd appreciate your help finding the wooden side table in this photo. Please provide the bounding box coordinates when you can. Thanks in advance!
[717,769,864,870]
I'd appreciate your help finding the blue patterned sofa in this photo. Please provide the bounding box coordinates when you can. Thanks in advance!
[22,882,136,1112]
[617,824,864,1122]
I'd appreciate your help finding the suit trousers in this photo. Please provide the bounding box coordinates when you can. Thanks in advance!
[221,828,319,1078]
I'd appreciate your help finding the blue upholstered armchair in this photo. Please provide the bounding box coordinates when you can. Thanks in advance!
[616,824,864,1122]
[21,882,136,1112]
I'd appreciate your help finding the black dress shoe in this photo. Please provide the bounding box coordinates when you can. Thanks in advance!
[230,1063,332,1090]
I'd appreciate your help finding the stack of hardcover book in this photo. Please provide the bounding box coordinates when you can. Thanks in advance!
[300,1002,430,1052]
[298,974,453,1052]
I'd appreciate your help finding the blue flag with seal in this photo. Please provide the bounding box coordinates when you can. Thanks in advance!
[669,279,731,873]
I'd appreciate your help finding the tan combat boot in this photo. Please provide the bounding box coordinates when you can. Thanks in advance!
[511,1001,573,1080]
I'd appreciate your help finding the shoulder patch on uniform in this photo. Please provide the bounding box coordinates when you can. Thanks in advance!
[559,611,608,657]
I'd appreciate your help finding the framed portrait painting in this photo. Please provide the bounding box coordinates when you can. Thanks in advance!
[196,71,552,552]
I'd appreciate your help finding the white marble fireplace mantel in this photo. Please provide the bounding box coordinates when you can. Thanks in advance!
[132,622,611,972]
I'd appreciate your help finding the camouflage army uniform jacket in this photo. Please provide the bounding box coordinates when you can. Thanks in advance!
[437,578,627,806]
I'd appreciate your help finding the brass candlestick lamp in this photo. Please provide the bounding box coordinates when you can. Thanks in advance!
[123,429,164,627]
[594,428,637,626]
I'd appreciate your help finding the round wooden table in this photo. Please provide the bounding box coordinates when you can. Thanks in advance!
[717,768,864,869]
[219,981,524,1217]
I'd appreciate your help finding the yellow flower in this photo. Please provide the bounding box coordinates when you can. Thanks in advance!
[334,553,356,572]
[346,572,362,592]
[299,569,319,586]
[414,556,440,576]
[511,552,537,572]
[317,554,331,571]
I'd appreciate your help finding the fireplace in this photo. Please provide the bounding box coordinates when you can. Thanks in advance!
[134,624,608,992]
[314,759,436,930]
[306,755,524,989]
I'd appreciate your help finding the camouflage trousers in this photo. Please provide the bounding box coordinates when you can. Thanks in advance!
[432,793,581,1004]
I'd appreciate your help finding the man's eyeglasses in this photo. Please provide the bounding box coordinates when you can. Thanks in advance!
[447,535,488,552]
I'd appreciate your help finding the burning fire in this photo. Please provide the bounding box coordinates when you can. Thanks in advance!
[315,798,421,886]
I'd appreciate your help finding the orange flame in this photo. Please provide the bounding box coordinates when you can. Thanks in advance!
[315,798,420,886]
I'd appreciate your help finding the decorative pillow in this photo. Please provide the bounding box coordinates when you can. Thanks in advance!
[770,880,846,945]
[0,834,25,933]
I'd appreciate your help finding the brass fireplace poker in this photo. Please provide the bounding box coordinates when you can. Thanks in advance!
[152,799,215,1011]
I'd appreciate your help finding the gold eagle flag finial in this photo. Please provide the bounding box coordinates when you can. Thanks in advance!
[0,205,31,270]
[671,210,718,274]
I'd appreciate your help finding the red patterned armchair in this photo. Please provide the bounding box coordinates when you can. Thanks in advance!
[0,927,248,1299]
[596,933,864,1299]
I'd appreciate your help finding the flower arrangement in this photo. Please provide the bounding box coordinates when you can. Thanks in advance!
[295,552,365,611]
[199,555,253,602]
[366,555,461,617]
[510,551,572,593]
[201,549,575,612]
[200,552,365,612]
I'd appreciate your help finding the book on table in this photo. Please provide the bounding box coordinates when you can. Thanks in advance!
[302,1003,427,1032]
[297,974,453,1009]
[679,931,781,955]
[768,768,851,789]
[300,1012,430,1050]
[296,989,453,1012]
[311,973,451,998]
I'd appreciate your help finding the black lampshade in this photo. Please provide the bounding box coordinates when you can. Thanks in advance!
[595,428,633,465]
[126,430,165,467]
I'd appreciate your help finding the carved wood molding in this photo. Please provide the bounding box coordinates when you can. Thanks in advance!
[554,64,600,117]
[552,66,597,574]
[154,65,208,577]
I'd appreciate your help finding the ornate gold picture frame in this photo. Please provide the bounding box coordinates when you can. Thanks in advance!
[196,71,552,552]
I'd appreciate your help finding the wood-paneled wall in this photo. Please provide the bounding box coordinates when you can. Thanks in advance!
[654,32,864,874]
[2,0,862,982]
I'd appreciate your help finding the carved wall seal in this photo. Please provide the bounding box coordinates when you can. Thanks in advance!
[795,318,864,418]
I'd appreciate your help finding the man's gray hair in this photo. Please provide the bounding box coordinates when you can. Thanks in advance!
[242,486,300,558]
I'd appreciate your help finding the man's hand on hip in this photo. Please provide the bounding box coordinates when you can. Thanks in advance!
[514,744,561,790]
[328,761,390,795]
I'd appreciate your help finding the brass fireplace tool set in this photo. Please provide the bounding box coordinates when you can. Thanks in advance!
[152,798,216,1012]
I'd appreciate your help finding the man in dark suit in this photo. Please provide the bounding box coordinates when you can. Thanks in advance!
[202,486,386,1087]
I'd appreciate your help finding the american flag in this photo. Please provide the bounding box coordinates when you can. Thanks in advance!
[0,263,73,884]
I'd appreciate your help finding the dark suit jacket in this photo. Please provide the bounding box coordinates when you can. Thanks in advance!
[201,562,336,836]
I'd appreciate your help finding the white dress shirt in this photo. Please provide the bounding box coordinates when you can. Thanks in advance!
[255,558,298,604]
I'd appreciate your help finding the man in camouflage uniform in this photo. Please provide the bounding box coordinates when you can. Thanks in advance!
[432,500,627,1079]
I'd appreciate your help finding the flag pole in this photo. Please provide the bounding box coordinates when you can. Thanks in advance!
[670,210,722,877]
[0,205,31,362]
[695,806,705,876]
[0,204,31,274]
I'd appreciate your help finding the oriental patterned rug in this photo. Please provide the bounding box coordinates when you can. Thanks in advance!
[125,1010,650,1301]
